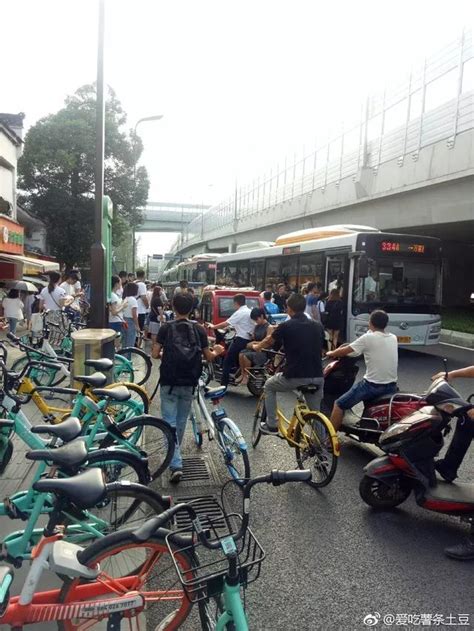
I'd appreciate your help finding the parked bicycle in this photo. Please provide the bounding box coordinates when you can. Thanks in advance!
[189,379,250,484]
[0,468,309,629]
[9,331,152,386]
[0,357,175,481]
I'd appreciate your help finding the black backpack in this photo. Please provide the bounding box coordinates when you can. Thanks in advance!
[160,320,203,388]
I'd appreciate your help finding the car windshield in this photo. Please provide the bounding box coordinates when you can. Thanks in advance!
[353,258,440,314]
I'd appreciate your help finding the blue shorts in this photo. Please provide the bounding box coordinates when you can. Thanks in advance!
[336,379,397,410]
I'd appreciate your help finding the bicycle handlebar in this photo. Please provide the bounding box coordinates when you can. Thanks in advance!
[7,333,72,366]
[132,469,310,548]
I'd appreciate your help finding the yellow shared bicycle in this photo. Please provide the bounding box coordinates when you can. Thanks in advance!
[252,383,340,487]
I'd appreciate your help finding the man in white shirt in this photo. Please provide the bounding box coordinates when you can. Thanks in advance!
[207,293,255,386]
[326,310,398,430]
[135,269,149,331]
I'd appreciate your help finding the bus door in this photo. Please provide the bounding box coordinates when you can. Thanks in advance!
[324,253,350,339]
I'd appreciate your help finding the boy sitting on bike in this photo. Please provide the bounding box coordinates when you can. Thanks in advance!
[251,293,325,434]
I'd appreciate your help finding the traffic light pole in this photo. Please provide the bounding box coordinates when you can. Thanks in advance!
[90,0,106,328]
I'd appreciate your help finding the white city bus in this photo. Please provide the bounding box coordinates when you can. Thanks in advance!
[215,225,442,346]
[160,254,220,297]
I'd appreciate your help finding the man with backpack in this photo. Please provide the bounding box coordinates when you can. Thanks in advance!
[154,293,224,483]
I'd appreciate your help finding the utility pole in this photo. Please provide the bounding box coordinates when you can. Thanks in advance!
[90,0,106,328]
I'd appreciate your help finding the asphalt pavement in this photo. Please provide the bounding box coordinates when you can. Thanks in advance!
[169,346,474,631]
[0,343,473,630]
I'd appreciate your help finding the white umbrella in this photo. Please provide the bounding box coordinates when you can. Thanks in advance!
[13,281,39,293]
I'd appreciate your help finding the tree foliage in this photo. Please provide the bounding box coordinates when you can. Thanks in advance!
[18,84,149,269]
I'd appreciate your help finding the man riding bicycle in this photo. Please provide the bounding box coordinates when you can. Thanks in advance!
[251,293,325,434]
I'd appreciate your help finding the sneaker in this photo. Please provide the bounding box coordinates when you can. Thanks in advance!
[444,537,474,561]
[260,422,278,435]
[169,469,183,484]
[434,459,456,483]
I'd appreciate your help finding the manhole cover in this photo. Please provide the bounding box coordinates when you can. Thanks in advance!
[182,457,210,482]
[174,494,226,531]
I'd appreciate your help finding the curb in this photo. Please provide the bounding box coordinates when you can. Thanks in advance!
[440,329,474,350]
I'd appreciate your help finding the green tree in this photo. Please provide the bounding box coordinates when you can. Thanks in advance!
[18,84,149,269]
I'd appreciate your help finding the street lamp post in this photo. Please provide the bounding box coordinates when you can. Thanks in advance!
[131,115,163,273]
[90,0,106,328]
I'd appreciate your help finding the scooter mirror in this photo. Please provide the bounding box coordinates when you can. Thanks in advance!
[442,357,448,380]
[358,254,369,278]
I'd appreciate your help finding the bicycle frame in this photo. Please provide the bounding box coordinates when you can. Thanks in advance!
[16,377,144,424]
[276,396,313,449]
[217,581,248,630]
[0,534,145,626]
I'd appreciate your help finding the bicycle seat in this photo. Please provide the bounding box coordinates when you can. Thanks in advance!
[74,372,107,388]
[297,384,320,394]
[33,467,106,509]
[204,386,227,400]
[85,358,113,372]
[31,417,82,442]
[26,438,88,469]
[92,386,131,402]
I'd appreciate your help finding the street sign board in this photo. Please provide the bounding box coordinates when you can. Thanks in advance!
[152,254,163,259]
[164,254,180,260]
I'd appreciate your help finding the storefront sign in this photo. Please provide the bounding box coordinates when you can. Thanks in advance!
[0,217,24,255]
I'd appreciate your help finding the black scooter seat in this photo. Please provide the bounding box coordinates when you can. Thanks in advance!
[85,358,114,372]
[31,417,82,442]
[204,386,227,400]
[0,419,15,430]
[26,438,88,469]
[426,480,474,506]
[33,467,106,509]
[92,385,131,402]
[75,372,107,388]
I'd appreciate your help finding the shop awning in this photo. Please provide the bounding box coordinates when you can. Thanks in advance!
[0,253,60,273]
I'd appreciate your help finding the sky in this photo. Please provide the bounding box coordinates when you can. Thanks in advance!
[2,0,472,258]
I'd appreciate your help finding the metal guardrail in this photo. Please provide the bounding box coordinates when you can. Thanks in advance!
[176,29,473,250]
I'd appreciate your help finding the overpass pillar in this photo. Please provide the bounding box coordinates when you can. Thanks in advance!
[228,243,237,253]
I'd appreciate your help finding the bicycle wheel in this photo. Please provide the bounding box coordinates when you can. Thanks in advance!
[251,396,266,448]
[294,412,338,488]
[71,484,169,538]
[11,355,64,387]
[58,533,195,631]
[85,448,150,486]
[115,347,152,385]
[100,415,175,480]
[218,419,250,484]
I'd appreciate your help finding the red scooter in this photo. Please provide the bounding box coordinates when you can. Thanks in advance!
[322,355,426,444]
[360,378,474,538]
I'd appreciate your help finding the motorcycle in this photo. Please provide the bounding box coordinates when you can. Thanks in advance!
[321,355,427,444]
[359,378,474,538]
[203,327,268,397]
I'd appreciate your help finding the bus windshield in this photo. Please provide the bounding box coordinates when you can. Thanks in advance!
[353,258,440,314]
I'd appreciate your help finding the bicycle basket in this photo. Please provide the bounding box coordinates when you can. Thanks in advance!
[165,497,265,603]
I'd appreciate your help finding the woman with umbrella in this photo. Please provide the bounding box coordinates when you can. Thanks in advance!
[2,288,24,334]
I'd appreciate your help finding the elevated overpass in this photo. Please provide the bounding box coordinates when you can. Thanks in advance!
[172,31,473,305]
[138,202,210,232]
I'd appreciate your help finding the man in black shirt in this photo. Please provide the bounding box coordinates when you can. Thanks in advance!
[154,293,224,482]
[251,293,325,433]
